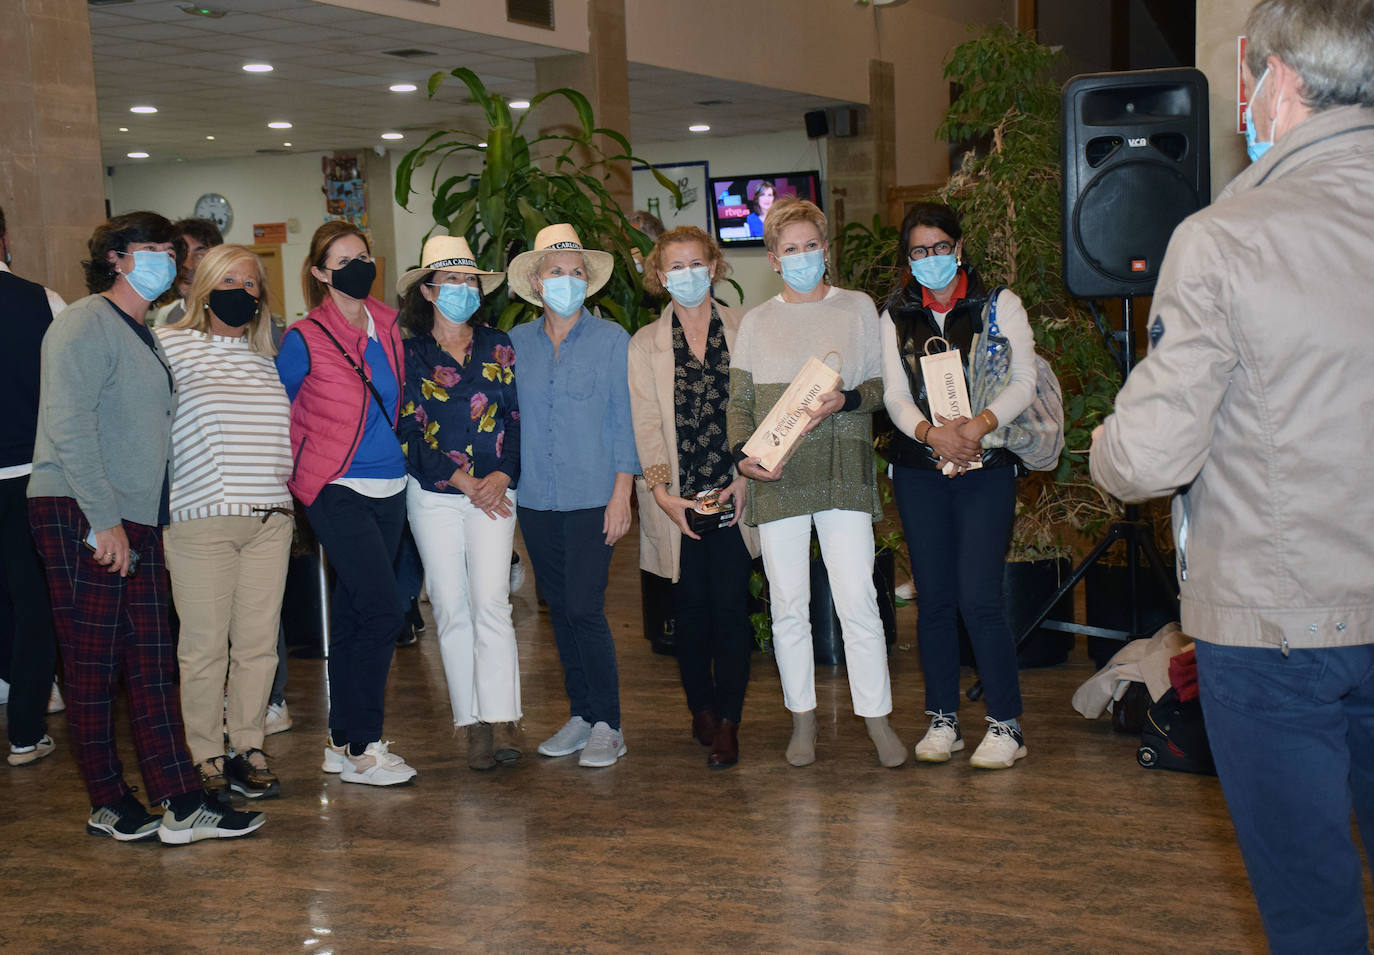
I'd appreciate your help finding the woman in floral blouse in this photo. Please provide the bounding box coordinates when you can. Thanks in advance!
[396,237,522,771]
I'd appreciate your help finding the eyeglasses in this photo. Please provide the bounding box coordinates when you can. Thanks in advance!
[908,241,955,260]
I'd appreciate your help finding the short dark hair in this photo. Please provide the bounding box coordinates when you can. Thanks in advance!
[890,201,965,303]
[170,217,224,272]
[397,270,489,337]
[82,211,176,293]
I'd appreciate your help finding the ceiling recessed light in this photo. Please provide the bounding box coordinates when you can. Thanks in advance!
[205,135,215,140]
[380,132,404,140]
[389,83,417,93]
[268,121,292,129]
[509,100,531,109]
[127,151,149,159]
[242,63,273,73]
[477,141,487,148]
[688,124,711,133]
[118,126,129,132]
[178,4,227,17]
[283,142,293,147]
[130,105,157,114]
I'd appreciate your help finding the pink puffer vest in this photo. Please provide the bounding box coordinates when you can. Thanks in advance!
[286,296,404,506]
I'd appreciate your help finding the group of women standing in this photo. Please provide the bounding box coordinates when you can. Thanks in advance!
[29,193,1038,842]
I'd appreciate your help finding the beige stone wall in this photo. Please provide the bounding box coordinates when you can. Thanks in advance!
[0,0,106,301]
[1197,0,1254,197]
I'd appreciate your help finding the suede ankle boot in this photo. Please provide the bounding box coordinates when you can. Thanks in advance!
[467,722,497,771]
[865,715,908,768]
[786,709,817,767]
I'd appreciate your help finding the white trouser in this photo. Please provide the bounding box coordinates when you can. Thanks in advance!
[757,509,893,718]
[406,476,521,726]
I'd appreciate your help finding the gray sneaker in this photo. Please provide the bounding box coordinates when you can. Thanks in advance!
[578,721,627,768]
[537,716,592,757]
[158,795,265,845]
[86,793,161,842]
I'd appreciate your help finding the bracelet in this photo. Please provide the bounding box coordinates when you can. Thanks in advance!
[917,422,932,444]
[980,410,997,430]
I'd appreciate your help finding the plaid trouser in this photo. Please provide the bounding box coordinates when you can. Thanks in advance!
[27,497,199,807]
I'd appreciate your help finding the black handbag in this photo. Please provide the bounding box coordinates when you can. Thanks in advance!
[685,488,735,535]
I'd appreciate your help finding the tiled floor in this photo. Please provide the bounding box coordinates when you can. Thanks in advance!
[0,524,1337,953]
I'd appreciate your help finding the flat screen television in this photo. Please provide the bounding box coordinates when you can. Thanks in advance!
[708,171,822,249]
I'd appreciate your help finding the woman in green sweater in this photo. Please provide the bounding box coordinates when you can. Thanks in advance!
[727,198,906,769]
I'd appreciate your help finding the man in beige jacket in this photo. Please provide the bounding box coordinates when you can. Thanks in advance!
[1089,2,1374,951]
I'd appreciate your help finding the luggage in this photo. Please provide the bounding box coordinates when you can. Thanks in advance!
[1136,648,1216,775]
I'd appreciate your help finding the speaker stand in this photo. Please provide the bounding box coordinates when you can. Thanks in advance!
[967,297,1179,702]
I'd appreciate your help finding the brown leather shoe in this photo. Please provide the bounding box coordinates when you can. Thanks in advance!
[692,709,720,747]
[707,719,739,768]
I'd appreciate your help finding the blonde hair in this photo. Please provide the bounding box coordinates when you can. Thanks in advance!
[302,220,369,310]
[176,244,277,356]
[762,197,827,253]
[642,226,732,296]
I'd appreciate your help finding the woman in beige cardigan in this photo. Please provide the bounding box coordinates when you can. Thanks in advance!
[628,226,760,768]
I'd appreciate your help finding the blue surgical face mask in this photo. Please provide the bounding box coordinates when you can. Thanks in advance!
[910,253,960,291]
[778,248,825,294]
[431,281,481,324]
[664,266,711,308]
[540,274,587,317]
[1244,67,1280,163]
[116,249,176,301]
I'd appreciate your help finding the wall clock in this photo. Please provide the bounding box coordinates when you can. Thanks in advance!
[194,192,233,233]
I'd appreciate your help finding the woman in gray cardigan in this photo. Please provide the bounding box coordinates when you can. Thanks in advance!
[27,211,262,844]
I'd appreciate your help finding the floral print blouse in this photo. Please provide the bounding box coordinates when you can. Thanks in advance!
[399,324,520,495]
[672,310,733,497]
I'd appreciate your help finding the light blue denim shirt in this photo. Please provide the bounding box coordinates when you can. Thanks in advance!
[509,309,639,512]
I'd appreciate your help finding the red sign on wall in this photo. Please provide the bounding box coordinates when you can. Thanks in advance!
[1237,36,1249,134]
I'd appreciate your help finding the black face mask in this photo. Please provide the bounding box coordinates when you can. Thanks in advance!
[329,258,376,300]
[208,288,260,328]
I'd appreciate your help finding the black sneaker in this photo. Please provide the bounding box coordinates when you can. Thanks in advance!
[87,793,161,842]
[407,596,425,633]
[158,794,265,845]
[396,624,418,647]
[226,749,280,799]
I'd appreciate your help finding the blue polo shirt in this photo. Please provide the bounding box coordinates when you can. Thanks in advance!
[509,309,638,512]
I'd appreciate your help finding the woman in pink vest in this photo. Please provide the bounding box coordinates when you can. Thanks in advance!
[276,221,415,787]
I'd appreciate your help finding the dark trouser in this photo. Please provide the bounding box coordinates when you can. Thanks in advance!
[2,476,57,747]
[306,484,406,748]
[1195,640,1374,955]
[28,497,199,807]
[394,521,424,612]
[517,505,620,729]
[674,524,753,723]
[893,463,1021,721]
[269,622,287,706]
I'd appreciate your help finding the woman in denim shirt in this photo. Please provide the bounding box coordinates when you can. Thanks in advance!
[507,225,638,770]
[396,237,522,771]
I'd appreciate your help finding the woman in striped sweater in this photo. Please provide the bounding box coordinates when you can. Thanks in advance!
[157,244,294,801]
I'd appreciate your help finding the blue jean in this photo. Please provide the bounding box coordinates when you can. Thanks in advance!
[517,506,620,729]
[1195,639,1374,955]
[893,464,1021,721]
[305,484,406,748]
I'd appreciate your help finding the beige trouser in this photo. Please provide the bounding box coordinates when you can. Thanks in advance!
[165,512,293,764]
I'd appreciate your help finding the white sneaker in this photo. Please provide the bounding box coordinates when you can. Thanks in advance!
[914,711,964,763]
[47,682,65,714]
[8,734,55,766]
[265,701,292,736]
[578,722,626,768]
[340,740,417,786]
[321,738,348,773]
[509,554,526,593]
[537,716,591,757]
[969,717,1027,770]
[895,580,916,601]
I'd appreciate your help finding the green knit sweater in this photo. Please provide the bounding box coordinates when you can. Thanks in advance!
[726,287,883,526]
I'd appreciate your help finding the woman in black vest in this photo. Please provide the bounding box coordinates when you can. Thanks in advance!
[879,202,1038,770]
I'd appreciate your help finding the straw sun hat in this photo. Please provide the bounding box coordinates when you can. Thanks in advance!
[396,235,505,297]
[506,223,615,307]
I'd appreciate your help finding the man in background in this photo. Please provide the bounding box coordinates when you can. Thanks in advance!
[1089,2,1374,951]
[0,204,62,766]
[150,216,222,326]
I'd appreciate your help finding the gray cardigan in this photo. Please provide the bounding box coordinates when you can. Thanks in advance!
[28,294,176,531]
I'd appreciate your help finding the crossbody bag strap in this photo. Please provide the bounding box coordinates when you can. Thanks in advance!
[306,318,395,431]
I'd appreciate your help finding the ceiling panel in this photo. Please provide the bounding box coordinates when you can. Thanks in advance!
[90,0,854,166]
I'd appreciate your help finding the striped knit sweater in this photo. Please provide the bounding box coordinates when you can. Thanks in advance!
[156,327,293,523]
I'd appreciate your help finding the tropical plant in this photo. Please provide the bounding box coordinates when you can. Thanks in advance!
[394,68,680,333]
